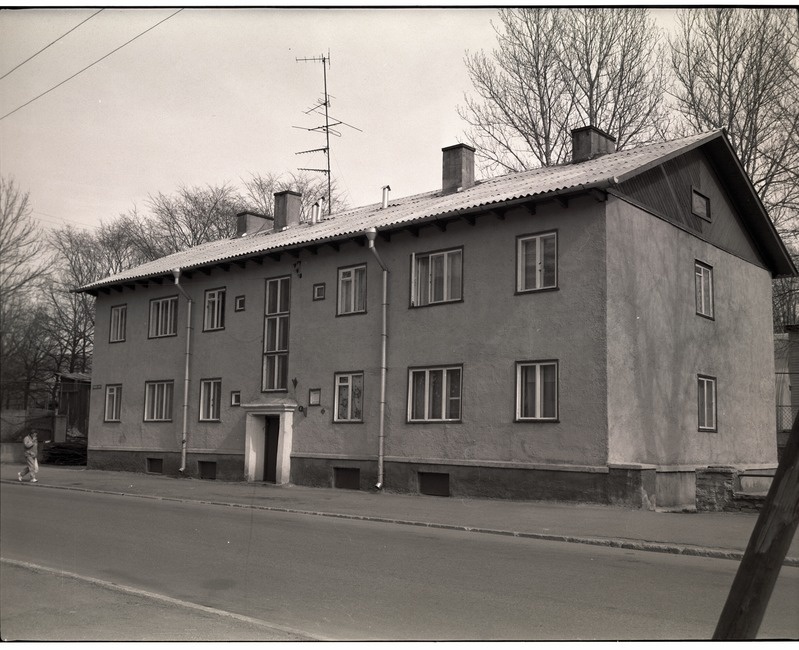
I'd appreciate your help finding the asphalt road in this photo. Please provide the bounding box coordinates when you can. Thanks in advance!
[1,484,798,641]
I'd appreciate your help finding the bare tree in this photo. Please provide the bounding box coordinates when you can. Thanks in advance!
[241,171,349,221]
[0,176,49,305]
[459,8,670,174]
[670,8,799,327]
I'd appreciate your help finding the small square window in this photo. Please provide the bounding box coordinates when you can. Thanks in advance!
[234,295,246,312]
[313,283,326,301]
[230,391,241,407]
[692,189,711,222]
[308,388,321,406]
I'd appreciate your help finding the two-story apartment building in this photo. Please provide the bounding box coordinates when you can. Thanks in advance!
[78,127,795,509]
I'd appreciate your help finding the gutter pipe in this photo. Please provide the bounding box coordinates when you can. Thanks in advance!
[364,227,388,490]
[172,268,193,475]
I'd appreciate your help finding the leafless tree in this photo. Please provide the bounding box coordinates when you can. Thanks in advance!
[0,176,49,306]
[241,171,348,221]
[459,8,670,174]
[670,8,799,327]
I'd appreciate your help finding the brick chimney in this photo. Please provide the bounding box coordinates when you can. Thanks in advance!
[236,211,272,237]
[273,191,302,231]
[442,143,475,193]
[572,126,616,163]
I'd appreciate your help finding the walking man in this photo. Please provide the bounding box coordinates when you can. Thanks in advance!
[18,429,39,483]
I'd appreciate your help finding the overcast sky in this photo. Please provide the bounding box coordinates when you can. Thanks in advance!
[1,7,683,234]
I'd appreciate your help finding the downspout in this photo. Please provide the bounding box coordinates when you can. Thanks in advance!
[172,268,193,475]
[364,227,388,489]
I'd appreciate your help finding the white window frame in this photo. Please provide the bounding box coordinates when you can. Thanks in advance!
[337,265,366,315]
[148,296,178,338]
[698,375,717,431]
[517,231,558,292]
[516,361,559,421]
[104,385,122,422]
[199,379,222,421]
[407,366,462,422]
[230,391,241,407]
[109,304,127,343]
[263,277,290,391]
[144,381,174,422]
[695,262,714,319]
[334,372,364,422]
[203,288,226,331]
[411,248,463,307]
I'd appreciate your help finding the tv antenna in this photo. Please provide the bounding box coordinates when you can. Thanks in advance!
[294,51,361,216]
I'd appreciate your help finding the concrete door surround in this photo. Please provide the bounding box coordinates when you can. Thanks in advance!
[242,400,297,484]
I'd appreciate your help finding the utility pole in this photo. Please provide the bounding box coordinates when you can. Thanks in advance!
[295,51,360,216]
[713,413,799,639]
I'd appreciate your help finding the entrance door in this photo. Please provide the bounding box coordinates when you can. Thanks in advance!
[263,415,280,482]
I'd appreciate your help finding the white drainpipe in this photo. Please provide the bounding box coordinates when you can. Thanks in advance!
[172,268,193,475]
[364,227,388,489]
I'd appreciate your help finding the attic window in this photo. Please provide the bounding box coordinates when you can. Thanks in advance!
[692,188,711,222]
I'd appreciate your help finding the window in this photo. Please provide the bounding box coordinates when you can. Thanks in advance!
[104,385,122,422]
[109,305,127,343]
[263,277,290,391]
[408,366,462,422]
[149,296,178,338]
[234,295,246,312]
[334,373,364,422]
[230,391,241,407]
[695,262,714,319]
[517,232,557,292]
[308,388,321,406]
[412,248,462,306]
[144,381,174,421]
[337,265,366,315]
[692,189,711,222]
[516,361,558,421]
[199,379,222,421]
[313,283,326,301]
[698,375,717,431]
[204,288,225,331]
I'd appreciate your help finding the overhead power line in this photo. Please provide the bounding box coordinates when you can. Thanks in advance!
[0,9,104,81]
[0,8,183,121]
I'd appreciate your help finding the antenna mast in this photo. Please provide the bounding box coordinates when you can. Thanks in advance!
[294,51,360,216]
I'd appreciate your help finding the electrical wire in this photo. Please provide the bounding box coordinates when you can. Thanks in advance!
[1,9,183,121]
[0,9,104,81]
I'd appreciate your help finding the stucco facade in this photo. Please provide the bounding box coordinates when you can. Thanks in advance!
[83,129,794,509]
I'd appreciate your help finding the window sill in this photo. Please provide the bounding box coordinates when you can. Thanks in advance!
[335,310,368,318]
[515,418,560,423]
[696,312,715,321]
[409,299,464,309]
[148,334,178,339]
[515,286,559,296]
[406,419,463,424]
[202,327,225,333]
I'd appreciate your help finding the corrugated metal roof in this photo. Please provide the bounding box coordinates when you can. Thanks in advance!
[79,131,720,291]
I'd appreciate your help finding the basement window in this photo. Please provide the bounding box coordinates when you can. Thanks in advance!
[334,467,360,490]
[198,461,217,480]
[418,472,450,497]
[146,458,163,474]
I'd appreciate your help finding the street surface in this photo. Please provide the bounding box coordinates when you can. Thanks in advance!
[1,483,798,640]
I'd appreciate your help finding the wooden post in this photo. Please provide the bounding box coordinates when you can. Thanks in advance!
[713,415,799,639]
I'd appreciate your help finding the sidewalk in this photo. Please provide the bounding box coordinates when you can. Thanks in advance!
[2,463,797,566]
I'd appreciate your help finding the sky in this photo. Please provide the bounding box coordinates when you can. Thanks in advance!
[0,6,682,234]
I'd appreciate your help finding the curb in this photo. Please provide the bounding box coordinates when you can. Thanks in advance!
[4,479,797,567]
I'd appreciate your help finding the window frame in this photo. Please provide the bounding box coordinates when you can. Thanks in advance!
[104,384,122,422]
[199,378,222,422]
[313,283,326,301]
[515,360,559,422]
[333,371,365,423]
[148,296,179,339]
[230,390,241,407]
[109,304,127,343]
[695,261,714,320]
[336,264,367,316]
[516,230,558,294]
[143,380,174,422]
[691,187,711,222]
[234,295,246,312]
[203,287,226,332]
[410,246,464,308]
[698,374,717,432]
[262,275,291,392]
[406,364,463,423]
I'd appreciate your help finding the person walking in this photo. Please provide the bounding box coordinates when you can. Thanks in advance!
[18,429,39,483]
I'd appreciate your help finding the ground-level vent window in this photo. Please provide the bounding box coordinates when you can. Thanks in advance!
[198,461,217,480]
[334,467,360,490]
[146,458,163,474]
[418,471,450,497]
